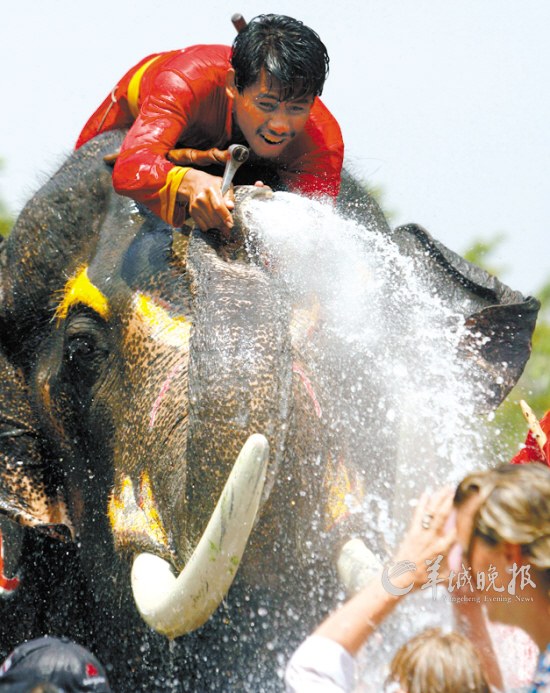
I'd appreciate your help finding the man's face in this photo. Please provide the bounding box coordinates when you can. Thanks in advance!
[227,69,314,159]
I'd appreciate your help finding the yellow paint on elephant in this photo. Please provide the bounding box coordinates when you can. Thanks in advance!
[134,293,192,348]
[324,456,363,532]
[138,471,168,547]
[55,266,110,321]
[108,473,168,549]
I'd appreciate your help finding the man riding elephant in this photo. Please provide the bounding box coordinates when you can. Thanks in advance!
[76,14,344,235]
[0,129,540,689]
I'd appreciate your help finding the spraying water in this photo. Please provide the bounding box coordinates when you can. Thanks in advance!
[237,191,497,689]
[242,191,491,492]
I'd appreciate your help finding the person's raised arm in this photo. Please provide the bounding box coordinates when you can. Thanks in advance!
[314,488,456,656]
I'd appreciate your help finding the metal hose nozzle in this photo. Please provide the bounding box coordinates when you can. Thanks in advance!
[221,144,250,195]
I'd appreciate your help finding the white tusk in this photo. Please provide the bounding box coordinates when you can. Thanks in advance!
[337,538,382,596]
[131,433,269,639]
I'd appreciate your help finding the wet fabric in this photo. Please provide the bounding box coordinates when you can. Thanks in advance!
[529,643,550,692]
[76,44,344,226]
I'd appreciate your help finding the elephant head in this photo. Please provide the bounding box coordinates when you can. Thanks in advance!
[0,131,539,689]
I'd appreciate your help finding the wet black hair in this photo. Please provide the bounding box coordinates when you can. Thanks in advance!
[230,14,330,101]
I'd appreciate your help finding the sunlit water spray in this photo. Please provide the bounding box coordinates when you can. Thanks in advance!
[242,191,490,489]
[238,191,497,688]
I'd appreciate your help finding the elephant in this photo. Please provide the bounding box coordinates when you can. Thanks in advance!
[0,130,539,691]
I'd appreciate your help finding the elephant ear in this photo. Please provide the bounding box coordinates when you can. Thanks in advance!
[391,223,539,409]
[0,134,125,537]
[337,168,392,233]
[2,130,126,348]
[0,338,72,542]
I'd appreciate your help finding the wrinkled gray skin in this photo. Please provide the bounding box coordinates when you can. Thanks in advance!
[0,131,539,691]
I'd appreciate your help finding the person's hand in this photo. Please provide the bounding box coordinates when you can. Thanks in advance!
[390,487,457,592]
[177,168,234,238]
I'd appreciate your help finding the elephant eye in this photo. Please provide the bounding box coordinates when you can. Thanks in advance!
[63,312,110,388]
[67,334,102,364]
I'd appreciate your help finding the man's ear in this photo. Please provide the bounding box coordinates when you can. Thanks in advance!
[226,68,238,100]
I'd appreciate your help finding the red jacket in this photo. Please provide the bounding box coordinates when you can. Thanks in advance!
[76,45,344,227]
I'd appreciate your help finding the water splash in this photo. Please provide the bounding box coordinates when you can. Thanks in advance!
[243,191,490,491]
[239,191,495,688]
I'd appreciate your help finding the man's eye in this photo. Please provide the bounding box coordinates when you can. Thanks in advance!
[257,101,277,112]
[289,105,306,114]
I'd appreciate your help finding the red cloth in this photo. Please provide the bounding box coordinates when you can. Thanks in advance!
[510,409,550,466]
[76,45,344,226]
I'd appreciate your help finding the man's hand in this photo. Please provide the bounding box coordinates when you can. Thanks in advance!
[177,168,234,237]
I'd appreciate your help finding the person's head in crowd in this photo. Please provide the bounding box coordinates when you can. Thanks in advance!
[0,636,112,692]
[386,627,490,693]
[453,462,550,648]
[1,681,65,693]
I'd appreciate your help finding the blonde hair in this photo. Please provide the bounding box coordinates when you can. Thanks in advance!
[387,627,490,693]
[454,463,550,580]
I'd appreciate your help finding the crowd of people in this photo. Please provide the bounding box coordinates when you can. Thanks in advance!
[1,11,549,693]
[285,455,550,692]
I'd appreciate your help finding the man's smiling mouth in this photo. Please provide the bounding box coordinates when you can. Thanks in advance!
[259,133,285,146]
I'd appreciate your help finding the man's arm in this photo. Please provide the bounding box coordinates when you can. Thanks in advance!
[314,487,456,655]
[175,168,234,236]
[112,64,234,231]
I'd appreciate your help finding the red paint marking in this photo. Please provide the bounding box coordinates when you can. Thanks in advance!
[0,529,20,593]
[86,663,99,677]
[292,362,322,419]
[149,361,185,429]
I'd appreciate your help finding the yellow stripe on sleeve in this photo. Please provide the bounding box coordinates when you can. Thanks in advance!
[127,55,162,118]
[159,167,191,226]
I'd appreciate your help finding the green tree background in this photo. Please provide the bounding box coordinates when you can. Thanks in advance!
[0,161,14,238]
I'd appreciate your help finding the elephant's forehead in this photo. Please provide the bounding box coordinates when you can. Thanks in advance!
[127,293,192,349]
[55,222,192,319]
[55,266,111,320]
